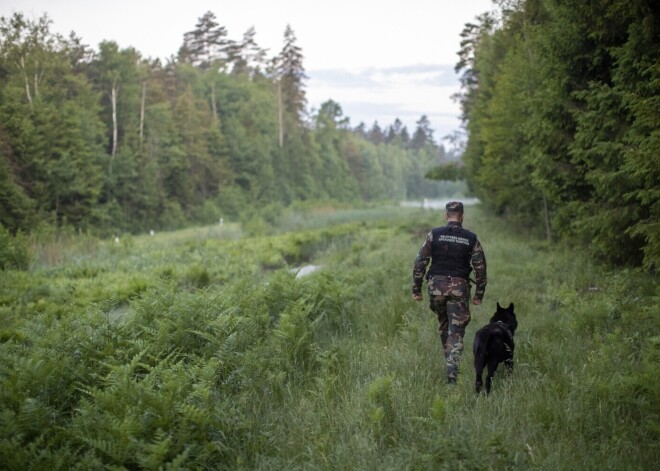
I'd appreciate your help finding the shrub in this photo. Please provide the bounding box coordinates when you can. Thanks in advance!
[0,225,29,270]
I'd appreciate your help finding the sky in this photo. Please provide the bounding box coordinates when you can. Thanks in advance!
[1,0,495,142]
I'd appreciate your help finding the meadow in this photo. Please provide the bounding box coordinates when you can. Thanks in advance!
[0,204,657,470]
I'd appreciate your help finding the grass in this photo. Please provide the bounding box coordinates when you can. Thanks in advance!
[0,204,657,469]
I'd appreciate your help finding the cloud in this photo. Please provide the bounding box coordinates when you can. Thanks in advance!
[310,64,458,89]
[306,63,464,138]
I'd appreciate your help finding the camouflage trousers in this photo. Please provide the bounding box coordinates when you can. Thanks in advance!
[428,275,471,381]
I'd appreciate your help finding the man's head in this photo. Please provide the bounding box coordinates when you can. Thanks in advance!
[445,201,464,222]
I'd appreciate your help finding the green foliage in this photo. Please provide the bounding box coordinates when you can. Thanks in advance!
[0,152,35,232]
[180,264,211,289]
[0,205,657,469]
[458,0,660,269]
[0,11,452,238]
[0,225,29,270]
[0,14,105,232]
[367,375,398,445]
[425,162,465,181]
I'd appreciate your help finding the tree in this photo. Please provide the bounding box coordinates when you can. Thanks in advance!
[410,115,435,151]
[312,100,357,199]
[366,121,385,145]
[277,25,307,122]
[0,13,105,229]
[454,12,497,123]
[180,11,236,123]
[90,41,141,169]
[230,26,268,78]
[271,25,320,200]
[0,13,55,106]
[0,128,35,231]
[270,23,308,165]
[353,122,367,138]
[180,11,231,69]
[384,118,411,148]
[458,0,659,269]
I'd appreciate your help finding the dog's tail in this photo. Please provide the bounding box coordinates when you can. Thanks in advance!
[473,330,488,393]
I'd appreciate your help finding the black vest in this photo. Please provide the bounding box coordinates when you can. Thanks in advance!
[427,223,477,279]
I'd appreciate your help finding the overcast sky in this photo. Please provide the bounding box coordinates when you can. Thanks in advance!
[1,0,494,141]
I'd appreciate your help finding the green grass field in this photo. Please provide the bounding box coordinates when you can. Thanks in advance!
[0,205,657,470]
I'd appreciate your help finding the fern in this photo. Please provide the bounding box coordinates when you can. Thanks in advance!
[136,429,173,469]
[164,446,192,470]
[367,375,398,446]
[271,300,319,377]
[15,398,55,439]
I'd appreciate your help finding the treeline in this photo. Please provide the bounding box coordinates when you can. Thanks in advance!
[0,12,453,236]
[455,0,658,270]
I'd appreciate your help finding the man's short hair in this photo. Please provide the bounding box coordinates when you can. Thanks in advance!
[446,201,464,214]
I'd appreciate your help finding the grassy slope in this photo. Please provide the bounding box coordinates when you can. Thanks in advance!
[0,205,657,469]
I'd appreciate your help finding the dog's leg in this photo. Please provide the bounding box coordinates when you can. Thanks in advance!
[504,341,514,374]
[473,338,485,393]
[475,360,484,393]
[485,358,500,394]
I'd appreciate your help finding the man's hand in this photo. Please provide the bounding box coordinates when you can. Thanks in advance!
[472,298,482,305]
[412,293,423,302]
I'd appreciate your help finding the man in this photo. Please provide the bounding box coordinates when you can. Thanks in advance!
[411,201,487,384]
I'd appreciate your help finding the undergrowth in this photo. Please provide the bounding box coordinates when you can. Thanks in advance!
[0,205,657,469]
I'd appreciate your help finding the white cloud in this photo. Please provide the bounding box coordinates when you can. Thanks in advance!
[306,64,464,137]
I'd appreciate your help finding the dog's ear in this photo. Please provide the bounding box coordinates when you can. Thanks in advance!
[497,302,502,309]
[508,303,514,311]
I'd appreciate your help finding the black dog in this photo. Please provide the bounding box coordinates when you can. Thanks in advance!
[473,302,518,394]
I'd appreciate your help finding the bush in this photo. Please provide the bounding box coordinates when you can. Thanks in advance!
[0,225,29,270]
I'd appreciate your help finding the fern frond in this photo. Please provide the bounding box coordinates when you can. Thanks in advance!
[136,429,173,469]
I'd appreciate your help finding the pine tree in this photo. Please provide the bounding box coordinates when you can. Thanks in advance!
[410,115,435,151]
[230,27,268,78]
[367,121,385,145]
[272,24,319,199]
[180,11,231,70]
[275,25,307,128]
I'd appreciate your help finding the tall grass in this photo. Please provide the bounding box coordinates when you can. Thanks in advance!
[0,205,657,469]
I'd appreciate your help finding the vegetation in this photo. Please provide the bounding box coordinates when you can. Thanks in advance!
[0,11,453,237]
[0,205,657,469]
[453,0,659,270]
[1,1,658,467]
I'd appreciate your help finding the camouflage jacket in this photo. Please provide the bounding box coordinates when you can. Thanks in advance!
[412,222,487,300]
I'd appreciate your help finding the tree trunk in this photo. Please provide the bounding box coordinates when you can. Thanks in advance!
[111,79,119,170]
[20,56,32,105]
[139,80,146,150]
[210,80,218,122]
[34,61,41,99]
[277,80,283,148]
[542,194,553,242]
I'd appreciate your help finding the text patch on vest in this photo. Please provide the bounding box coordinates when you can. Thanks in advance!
[437,234,471,246]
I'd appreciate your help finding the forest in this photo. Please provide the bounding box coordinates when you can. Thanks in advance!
[2,1,657,273]
[455,0,658,270]
[0,10,456,240]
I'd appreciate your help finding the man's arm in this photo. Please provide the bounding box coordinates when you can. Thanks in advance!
[470,239,487,304]
[412,232,432,300]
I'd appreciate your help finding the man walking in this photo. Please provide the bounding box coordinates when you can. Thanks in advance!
[412,201,487,384]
